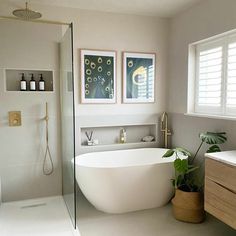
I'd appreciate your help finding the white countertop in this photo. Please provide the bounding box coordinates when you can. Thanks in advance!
[205,150,236,167]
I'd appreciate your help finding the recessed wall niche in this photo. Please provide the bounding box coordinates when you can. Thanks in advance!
[80,124,157,147]
[5,69,53,92]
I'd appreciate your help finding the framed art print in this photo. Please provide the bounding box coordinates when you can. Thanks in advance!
[123,52,155,103]
[80,49,116,104]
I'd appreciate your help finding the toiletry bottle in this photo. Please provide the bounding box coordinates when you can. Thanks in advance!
[29,74,36,91]
[20,73,27,91]
[120,128,127,143]
[39,74,45,91]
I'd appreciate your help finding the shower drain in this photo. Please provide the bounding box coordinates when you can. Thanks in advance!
[21,203,47,209]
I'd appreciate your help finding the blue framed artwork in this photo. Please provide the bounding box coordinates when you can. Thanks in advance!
[80,49,116,103]
[123,52,155,103]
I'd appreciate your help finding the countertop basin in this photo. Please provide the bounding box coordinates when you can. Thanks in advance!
[205,150,236,166]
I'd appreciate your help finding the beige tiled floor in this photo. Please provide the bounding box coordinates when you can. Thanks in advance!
[77,194,235,236]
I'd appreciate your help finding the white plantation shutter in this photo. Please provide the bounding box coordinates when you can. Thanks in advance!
[195,41,223,114]
[226,39,236,114]
[193,34,236,117]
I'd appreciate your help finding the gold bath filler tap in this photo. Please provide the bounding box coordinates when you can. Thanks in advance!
[161,112,172,148]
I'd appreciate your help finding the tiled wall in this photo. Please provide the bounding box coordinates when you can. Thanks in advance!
[0,20,62,201]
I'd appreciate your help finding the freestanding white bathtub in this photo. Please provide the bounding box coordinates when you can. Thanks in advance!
[74,148,176,214]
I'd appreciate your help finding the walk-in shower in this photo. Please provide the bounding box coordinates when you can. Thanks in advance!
[0,16,76,228]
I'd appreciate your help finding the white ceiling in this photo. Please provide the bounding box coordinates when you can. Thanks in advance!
[10,0,202,18]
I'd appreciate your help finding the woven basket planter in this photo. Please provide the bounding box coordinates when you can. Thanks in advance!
[171,189,205,223]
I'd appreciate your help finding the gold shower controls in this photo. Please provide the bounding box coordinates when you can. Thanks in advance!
[8,111,22,126]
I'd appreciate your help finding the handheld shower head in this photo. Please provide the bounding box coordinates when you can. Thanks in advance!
[12,2,42,20]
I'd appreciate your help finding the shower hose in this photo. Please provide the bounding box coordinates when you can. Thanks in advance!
[43,103,54,175]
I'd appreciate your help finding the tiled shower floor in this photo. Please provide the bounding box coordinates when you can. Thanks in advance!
[0,196,80,236]
[77,194,235,236]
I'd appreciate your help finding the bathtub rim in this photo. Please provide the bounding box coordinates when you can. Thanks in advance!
[73,148,187,169]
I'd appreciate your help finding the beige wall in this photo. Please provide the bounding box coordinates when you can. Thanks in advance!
[0,1,169,201]
[0,1,169,115]
[0,19,62,201]
[74,10,169,154]
[168,0,236,155]
[76,10,168,116]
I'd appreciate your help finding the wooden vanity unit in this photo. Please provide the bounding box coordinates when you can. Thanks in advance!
[205,151,236,230]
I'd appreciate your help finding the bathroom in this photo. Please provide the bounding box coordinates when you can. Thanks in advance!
[0,0,236,235]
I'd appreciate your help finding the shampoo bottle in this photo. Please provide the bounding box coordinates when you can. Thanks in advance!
[29,74,36,91]
[20,73,27,91]
[39,74,45,91]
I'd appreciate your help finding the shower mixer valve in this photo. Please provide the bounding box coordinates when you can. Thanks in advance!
[8,111,21,126]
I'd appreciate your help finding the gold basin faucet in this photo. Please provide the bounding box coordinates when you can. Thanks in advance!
[161,112,172,148]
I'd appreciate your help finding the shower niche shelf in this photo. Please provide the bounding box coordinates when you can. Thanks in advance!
[5,69,54,92]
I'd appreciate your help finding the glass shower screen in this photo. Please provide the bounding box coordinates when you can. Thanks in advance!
[60,24,76,228]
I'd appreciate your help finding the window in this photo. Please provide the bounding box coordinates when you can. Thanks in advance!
[189,31,236,118]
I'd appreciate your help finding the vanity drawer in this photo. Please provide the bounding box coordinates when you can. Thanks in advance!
[205,158,236,192]
[205,177,236,229]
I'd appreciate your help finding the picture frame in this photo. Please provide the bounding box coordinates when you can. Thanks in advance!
[80,49,117,104]
[122,52,156,103]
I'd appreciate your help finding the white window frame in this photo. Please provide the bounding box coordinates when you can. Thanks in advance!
[188,29,236,119]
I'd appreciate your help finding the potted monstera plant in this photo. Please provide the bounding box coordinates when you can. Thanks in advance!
[163,132,227,223]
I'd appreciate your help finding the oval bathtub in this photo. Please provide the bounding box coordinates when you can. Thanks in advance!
[74,148,176,214]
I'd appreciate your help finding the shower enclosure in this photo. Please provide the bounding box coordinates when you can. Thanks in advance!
[0,17,77,229]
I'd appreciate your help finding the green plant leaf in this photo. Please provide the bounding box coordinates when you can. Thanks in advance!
[199,132,227,145]
[174,159,188,173]
[175,147,192,157]
[206,144,221,153]
[163,149,174,158]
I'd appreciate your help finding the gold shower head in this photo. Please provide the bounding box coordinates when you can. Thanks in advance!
[12,2,42,20]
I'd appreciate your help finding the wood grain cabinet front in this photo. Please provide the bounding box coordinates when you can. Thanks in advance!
[205,158,236,230]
